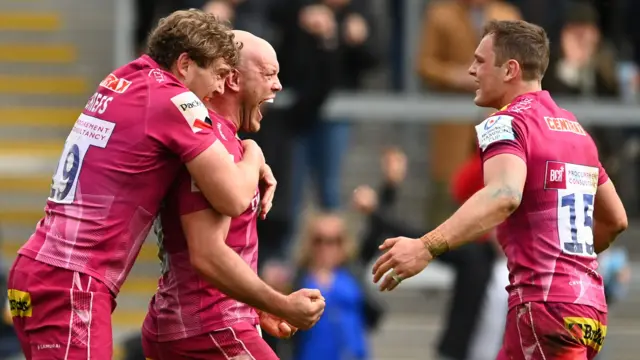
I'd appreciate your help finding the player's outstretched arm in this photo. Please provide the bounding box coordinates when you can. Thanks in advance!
[186,139,264,217]
[182,209,325,330]
[372,153,525,291]
[421,153,526,253]
[593,179,628,254]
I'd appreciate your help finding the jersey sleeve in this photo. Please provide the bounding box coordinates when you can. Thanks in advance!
[598,162,609,186]
[174,169,212,216]
[146,88,218,163]
[475,113,527,163]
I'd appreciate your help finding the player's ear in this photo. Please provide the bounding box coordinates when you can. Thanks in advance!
[226,69,240,92]
[504,59,519,82]
[175,52,191,79]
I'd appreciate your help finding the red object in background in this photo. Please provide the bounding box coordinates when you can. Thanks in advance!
[450,151,489,242]
[451,151,483,204]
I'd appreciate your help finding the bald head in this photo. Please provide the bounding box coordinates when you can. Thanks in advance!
[232,30,277,68]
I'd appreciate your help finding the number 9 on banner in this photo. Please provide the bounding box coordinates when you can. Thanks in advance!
[49,142,84,204]
[48,113,116,204]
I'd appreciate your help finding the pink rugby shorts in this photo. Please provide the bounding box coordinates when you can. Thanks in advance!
[8,255,115,360]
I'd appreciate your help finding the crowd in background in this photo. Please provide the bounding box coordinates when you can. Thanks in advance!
[0,0,637,359]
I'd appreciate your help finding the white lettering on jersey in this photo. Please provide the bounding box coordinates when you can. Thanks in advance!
[84,92,113,115]
[545,161,599,258]
[475,115,515,151]
[170,92,210,133]
[148,69,165,83]
[49,114,116,204]
[544,117,586,136]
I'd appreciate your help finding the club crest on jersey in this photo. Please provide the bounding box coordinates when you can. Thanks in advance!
[475,115,515,151]
[545,161,598,192]
[171,92,211,133]
[99,73,132,94]
[545,117,586,136]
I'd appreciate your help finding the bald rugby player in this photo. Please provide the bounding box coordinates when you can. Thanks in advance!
[141,31,325,360]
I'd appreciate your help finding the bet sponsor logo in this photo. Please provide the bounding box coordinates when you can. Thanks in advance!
[544,161,598,192]
[8,289,32,318]
[99,73,132,94]
[545,117,586,136]
[563,317,606,352]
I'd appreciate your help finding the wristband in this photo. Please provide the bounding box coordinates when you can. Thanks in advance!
[420,229,449,258]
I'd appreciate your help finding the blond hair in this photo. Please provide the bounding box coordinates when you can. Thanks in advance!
[146,9,240,69]
[295,213,358,269]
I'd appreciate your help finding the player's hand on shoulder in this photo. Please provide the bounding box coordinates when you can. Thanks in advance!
[372,237,432,291]
[259,163,277,219]
[282,288,326,330]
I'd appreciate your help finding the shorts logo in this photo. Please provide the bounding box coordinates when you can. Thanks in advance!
[564,317,606,352]
[99,73,132,94]
[544,161,598,192]
[8,289,32,317]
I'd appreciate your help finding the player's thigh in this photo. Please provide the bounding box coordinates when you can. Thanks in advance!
[8,257,33,359]
[502,302,588,360]
[143,323,277,360]
[8,257,114,359]
[209,322,278,360]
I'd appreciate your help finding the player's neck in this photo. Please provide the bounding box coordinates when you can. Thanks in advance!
[499,81,542,109]
[208,96,242,132]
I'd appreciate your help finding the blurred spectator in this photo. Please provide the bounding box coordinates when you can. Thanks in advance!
[543,2,619,98]
[353,147,502,360]
[387,0,406,90]
[291,214,371,360]
[415,0,520,226]
[134,0,271,54]
[202,0,273,39]
[252,0,377,280]
[542,2,640,214]
[279,0,378,216]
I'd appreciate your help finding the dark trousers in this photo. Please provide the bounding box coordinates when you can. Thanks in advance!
[360,184,499,360]
[437,241,498,360]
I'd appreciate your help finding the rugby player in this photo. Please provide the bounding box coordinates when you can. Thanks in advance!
[141,31,325,360]
[372,20,627,360]
[7,10,275,360]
